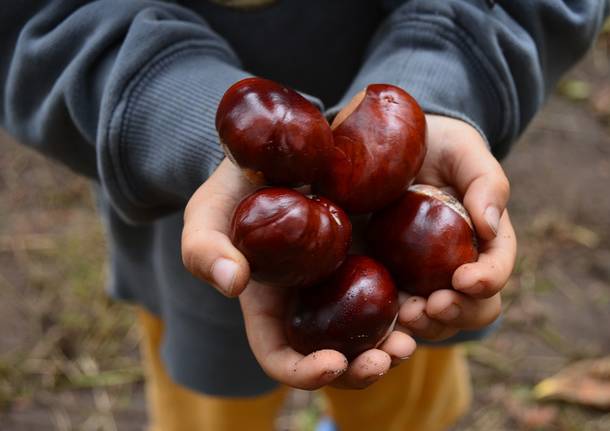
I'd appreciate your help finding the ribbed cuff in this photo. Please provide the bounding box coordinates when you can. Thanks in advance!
[327,14,511,157]
[101,42,251,224]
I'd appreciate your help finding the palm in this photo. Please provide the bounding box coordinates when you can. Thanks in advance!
[183,114,515,388]
[394,115,516,341]
[183,159,415,390]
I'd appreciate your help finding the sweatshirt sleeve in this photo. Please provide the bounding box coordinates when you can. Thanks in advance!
[329,0,610,159]
[0,1,252,223]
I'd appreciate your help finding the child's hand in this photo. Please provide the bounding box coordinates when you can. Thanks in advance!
[397,115,517,341]
[182,159,416,390]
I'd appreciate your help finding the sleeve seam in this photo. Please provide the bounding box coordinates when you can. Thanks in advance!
[387,13,515,144]
[109,41,234,211]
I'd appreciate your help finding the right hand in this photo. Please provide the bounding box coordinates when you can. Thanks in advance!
[397,115,516,341]
[182,159,416,390]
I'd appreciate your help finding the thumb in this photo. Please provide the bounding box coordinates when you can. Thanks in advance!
[432,118,510,242]
[459,152,510,242]
[181,159,256,297]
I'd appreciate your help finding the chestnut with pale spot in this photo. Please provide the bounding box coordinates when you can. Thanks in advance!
[231,187,351,289]
[285,255,399,360]
[216,77,333,186]
[367,184,479,297]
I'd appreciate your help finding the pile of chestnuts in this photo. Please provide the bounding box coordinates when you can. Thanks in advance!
[216,77,478,360]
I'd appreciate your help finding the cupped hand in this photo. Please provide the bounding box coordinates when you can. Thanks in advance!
[397,115,517,341]
[182,159,416,390]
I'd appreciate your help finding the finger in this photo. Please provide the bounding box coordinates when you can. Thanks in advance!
[181,159,257,296]
[377,331,416,367]
[453,211,517,298]
[426,116,510,241]
[240,283,348,390]
[331,349,392,390]
[426,289,502,330]
[398,295,426,325]
[461,164,510,242]
[270,348,349,390]
[398,296,459,341]
[451,140,510,241]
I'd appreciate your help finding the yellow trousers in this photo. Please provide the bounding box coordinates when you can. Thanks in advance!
[138,308,471,431]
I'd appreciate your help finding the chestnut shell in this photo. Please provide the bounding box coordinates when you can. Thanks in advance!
[314,84,427,214]
[367,184,478,297]
[231,187,352,288]
[216,77,333,186]
[285,255,399,360]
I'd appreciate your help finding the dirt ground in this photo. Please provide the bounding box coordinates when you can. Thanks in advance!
[1,36,609,431]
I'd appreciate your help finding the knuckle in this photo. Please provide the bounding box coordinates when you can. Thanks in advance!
[181,235,204,276]
[183,193,202,223]
[475,298,502,328]
[476,279,503,299]
[181,250,196,275]
[488,299,502,322]
[496,174,511,200]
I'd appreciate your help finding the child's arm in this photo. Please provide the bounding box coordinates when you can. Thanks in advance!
[331,0,609,159]
[181,0,607,390]
[177,106,515,391]
[3,1,376,391]
[328,0,608,341]
[0,1,254,223]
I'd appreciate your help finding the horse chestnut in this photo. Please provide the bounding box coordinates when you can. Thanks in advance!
[231,188,351,289]
[285,255,399,360]
[367,185,478,297]
[314,84,427,214]
[216,77,333,186]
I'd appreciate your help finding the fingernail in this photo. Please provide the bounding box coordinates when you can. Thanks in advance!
[484,206,500,236]
[211,258,238,295]
[438,304,460,321]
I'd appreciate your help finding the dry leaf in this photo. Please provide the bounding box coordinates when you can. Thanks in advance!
[533,356,610,410]
[591,85,610,119]
[558,79,591,101]
[503,388,559,429]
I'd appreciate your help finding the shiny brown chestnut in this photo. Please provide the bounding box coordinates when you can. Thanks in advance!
[216,77,334,186]
[231,187,351,289]
[367,184,479,297]
[314,84,427,214]
[285,255,399,360]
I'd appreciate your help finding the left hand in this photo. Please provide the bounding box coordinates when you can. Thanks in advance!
[396,115,517,341]
[182,159,416,391]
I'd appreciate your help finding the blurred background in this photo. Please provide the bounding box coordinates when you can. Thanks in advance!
[1,25,609,431]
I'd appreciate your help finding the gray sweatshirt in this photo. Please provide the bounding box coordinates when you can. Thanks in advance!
[1,0,607,397]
